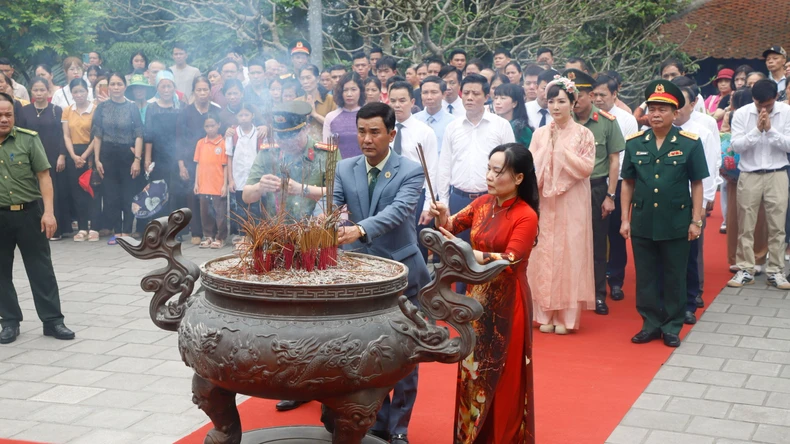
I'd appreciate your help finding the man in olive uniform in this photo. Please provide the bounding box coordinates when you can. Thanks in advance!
[280,40,312,81]
[0,92,75,344]
[241,101,339,412]
[242,101,341,221]
[564,68,626,315]
[620,80,709,347]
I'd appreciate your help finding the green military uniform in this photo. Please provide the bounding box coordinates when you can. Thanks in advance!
[245,138,340,219]
[565,68,626,309]
[0,127,66,330]
[244,101,340,221]
[622,80,709,337]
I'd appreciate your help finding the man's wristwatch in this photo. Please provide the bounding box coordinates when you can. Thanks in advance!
[691,219,703,228]
[606,193,616,200]
[357,224,368,243]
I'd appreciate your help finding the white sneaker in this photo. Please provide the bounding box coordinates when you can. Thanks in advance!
[539,324,555,333]
[727,270,754,287]
[768,273,790,290]
[554,325,569,335]
[755,264,763,276]
[729,264,739,272]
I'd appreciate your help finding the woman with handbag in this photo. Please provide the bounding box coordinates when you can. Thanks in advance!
[62,78,101,241]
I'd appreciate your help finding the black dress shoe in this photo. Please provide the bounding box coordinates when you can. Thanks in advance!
[684,311,697,325]
[275,400,307,411]
[695,295,704,308]
[0,325,20,344]
[663,333,681,347]
[367,429,390,441]
[631,329,661,344]
[43,323,75,340]
[594,299,609,315]
[610,286,624,301]
[390,433,409,444]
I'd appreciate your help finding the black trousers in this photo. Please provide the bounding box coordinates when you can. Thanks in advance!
[176,161,202,237]
[102,144,144,234]
[0,203,65,328]
[607,180,627,288]
[50,161,70,237]
[449,188,474,295]
[65,144,101,231]
[591,180,609,300]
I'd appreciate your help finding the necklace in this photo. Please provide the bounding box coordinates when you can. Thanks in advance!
[35,105,48,118]
[491,204,509,219]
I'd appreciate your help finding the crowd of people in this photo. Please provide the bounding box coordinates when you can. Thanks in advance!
[2,39,790,444]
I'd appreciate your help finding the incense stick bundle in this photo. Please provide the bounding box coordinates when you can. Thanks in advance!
[415,143,436,206]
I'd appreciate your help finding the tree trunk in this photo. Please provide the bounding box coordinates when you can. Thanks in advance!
[308,0,323,68]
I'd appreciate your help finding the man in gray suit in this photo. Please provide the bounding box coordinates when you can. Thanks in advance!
[334,102,430,444]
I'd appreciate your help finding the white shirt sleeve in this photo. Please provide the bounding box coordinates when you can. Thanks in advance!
[437,127,453,205]
[420,126,439,212]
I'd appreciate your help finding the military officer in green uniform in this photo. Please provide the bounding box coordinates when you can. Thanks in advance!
[620,80,709,347]
[242,101,340,221]
[564,68,626,315]
[242,100,340,413]
[0,92,75,344]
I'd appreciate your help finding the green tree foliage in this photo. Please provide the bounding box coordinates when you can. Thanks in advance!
[0,0,103,81]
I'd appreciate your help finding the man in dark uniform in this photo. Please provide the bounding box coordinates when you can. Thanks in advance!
[242,101,340,221]
[620,80,709,347]
[564,68,626,315]
[0,92,75,344]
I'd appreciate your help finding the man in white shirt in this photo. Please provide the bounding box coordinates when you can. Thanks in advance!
[593,73,639,302]
[437,73,515,294]
[414,76,457,156]
[764,46,788,102]
[674,85,723,323]
[522,64,544,103]
[170,42,201,101]
[526,69,557,130]
[728,79,790,289]
[389,81,440,261]
[440,66,464,118]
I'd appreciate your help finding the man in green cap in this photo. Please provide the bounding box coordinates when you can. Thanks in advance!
[0,92,75,344]
[620,79,709,347]
[242,101,341,222]
[564,68,626,315]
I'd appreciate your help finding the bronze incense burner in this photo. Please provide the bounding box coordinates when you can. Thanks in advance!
[119,209,509,444]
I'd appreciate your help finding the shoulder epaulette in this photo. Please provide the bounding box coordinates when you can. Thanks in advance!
[626,131,644,141]
[15,127,38,136]
[679,130,699,141]
[314,142,337,152]
[599,110,616,121]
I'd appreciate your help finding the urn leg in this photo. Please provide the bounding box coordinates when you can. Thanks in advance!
[322,388,390,444]
[191,373,242,444]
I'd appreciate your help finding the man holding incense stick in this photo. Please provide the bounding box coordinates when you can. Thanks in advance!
[331,102,430,444]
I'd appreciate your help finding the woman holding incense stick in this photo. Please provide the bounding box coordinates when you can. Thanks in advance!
[431,142,539,444]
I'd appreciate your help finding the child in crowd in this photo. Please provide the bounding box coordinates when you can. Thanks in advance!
[281,79,300,102]
[193,114,228,249]
[226,103,260,242]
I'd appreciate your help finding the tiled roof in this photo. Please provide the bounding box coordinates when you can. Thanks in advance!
[659,0,790,59]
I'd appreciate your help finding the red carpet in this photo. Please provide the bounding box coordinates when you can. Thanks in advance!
[175,209,730,444]
[0,210,729,444]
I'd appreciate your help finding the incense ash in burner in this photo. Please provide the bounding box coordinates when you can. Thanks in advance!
[206,252,404,285]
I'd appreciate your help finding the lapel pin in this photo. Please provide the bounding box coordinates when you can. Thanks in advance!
[384,171,391,179]
[671,136,677,143]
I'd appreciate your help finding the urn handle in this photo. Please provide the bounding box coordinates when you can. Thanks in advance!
[393,228,511,364]
[117,208,200,331]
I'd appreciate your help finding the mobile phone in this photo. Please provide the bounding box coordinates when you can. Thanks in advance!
[83,53,90,65]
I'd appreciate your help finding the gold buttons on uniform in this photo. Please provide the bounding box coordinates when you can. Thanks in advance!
[681,204,685,209]
[673,161,677,165]
[654,203,658,207]
[655,174,659,179]
[654,188,658,193]
[638,160,642,165]
[656,159,660,164]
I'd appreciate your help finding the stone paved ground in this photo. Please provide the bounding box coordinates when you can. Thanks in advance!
[606,272,790,444]
[3,239,790,443]
[0,239,230,444]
